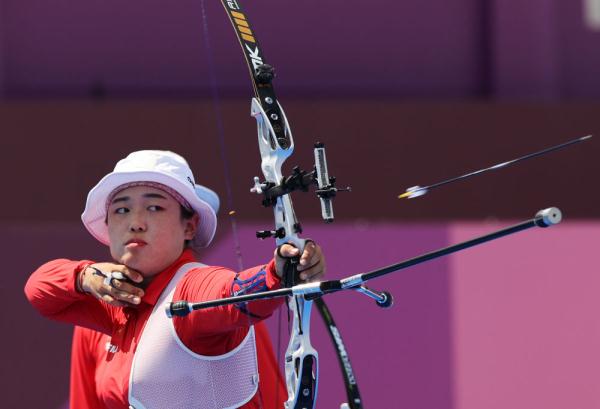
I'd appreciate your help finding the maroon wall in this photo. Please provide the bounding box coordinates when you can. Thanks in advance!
[1,100,597,224]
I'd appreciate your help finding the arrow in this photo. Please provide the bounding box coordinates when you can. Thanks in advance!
[398,135,592,199]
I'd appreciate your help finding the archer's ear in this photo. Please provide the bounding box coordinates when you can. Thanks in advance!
[184,213,200,240]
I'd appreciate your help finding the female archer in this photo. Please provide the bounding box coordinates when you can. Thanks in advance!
[25,149,326,409]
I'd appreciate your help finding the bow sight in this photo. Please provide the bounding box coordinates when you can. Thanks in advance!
[252,142,351,240]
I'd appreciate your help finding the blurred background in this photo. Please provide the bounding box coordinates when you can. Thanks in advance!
[1,0,599,408]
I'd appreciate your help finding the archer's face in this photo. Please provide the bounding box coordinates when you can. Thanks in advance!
[106,186,198,276]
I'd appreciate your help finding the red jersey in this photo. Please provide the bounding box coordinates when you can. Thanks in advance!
[25,249,286,409]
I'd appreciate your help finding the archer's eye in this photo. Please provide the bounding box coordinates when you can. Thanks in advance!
[115,207,129,214]
[148,205,164,212]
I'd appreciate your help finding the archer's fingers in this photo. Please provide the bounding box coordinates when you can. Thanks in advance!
[298,241,321,268]
[110,279,145,299]
[105,285,142,305]
[100,293,126,307]
[111,266,144,284]
[124,268,144,284]
[298,243,326,281]
[298,262,326,282]
[277,244,300,259]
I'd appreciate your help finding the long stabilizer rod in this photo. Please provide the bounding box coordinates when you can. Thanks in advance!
[167,207,562,317]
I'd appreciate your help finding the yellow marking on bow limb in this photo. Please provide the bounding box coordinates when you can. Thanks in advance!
[238,26,253,35]
[398,192,412,199]
[234,18,249,27]
[241,33,256,43]
[231,11,246,20]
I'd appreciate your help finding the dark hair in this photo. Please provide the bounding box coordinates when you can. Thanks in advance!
[180,205,195,220]
[181,205,196,248]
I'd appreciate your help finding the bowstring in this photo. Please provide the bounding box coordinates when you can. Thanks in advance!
[198,0,244,273]
[198,2,283,408]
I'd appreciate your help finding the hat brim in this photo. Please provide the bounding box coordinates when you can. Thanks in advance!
[81,170,217,248]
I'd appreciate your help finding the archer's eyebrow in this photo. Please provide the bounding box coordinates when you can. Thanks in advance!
[111,196,130,204]
[111,192,168,204]
[142,193,168,200]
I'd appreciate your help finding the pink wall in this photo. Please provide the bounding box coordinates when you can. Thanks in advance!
[450,221,600,409]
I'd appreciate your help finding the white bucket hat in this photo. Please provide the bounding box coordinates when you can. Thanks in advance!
[81,150,219,249]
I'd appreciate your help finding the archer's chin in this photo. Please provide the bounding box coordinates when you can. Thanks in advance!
[117,251,142,269]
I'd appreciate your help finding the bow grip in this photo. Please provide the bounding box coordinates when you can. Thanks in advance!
[277,238,312,287]
[277,245,302,288]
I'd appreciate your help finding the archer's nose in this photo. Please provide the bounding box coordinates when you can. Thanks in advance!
[130,223,146,232]
[129,212,147,233]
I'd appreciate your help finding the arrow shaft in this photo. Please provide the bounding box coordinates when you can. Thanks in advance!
[402,135,592,198]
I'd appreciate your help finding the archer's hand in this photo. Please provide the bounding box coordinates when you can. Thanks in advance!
[274,241,326,283]
[79,262,145,307]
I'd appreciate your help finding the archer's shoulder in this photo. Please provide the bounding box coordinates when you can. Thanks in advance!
[181,264,237,283]
[175,264,237,301]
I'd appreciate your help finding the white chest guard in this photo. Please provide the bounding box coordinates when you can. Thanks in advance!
[129,263,259,409]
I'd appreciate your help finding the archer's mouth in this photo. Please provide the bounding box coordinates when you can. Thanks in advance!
[125,239,148,248]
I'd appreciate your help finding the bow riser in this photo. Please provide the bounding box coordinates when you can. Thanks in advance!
[251,98,304,250]
[251,96,317,408]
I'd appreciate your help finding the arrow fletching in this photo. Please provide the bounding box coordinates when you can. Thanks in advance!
[398,185,428,199]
